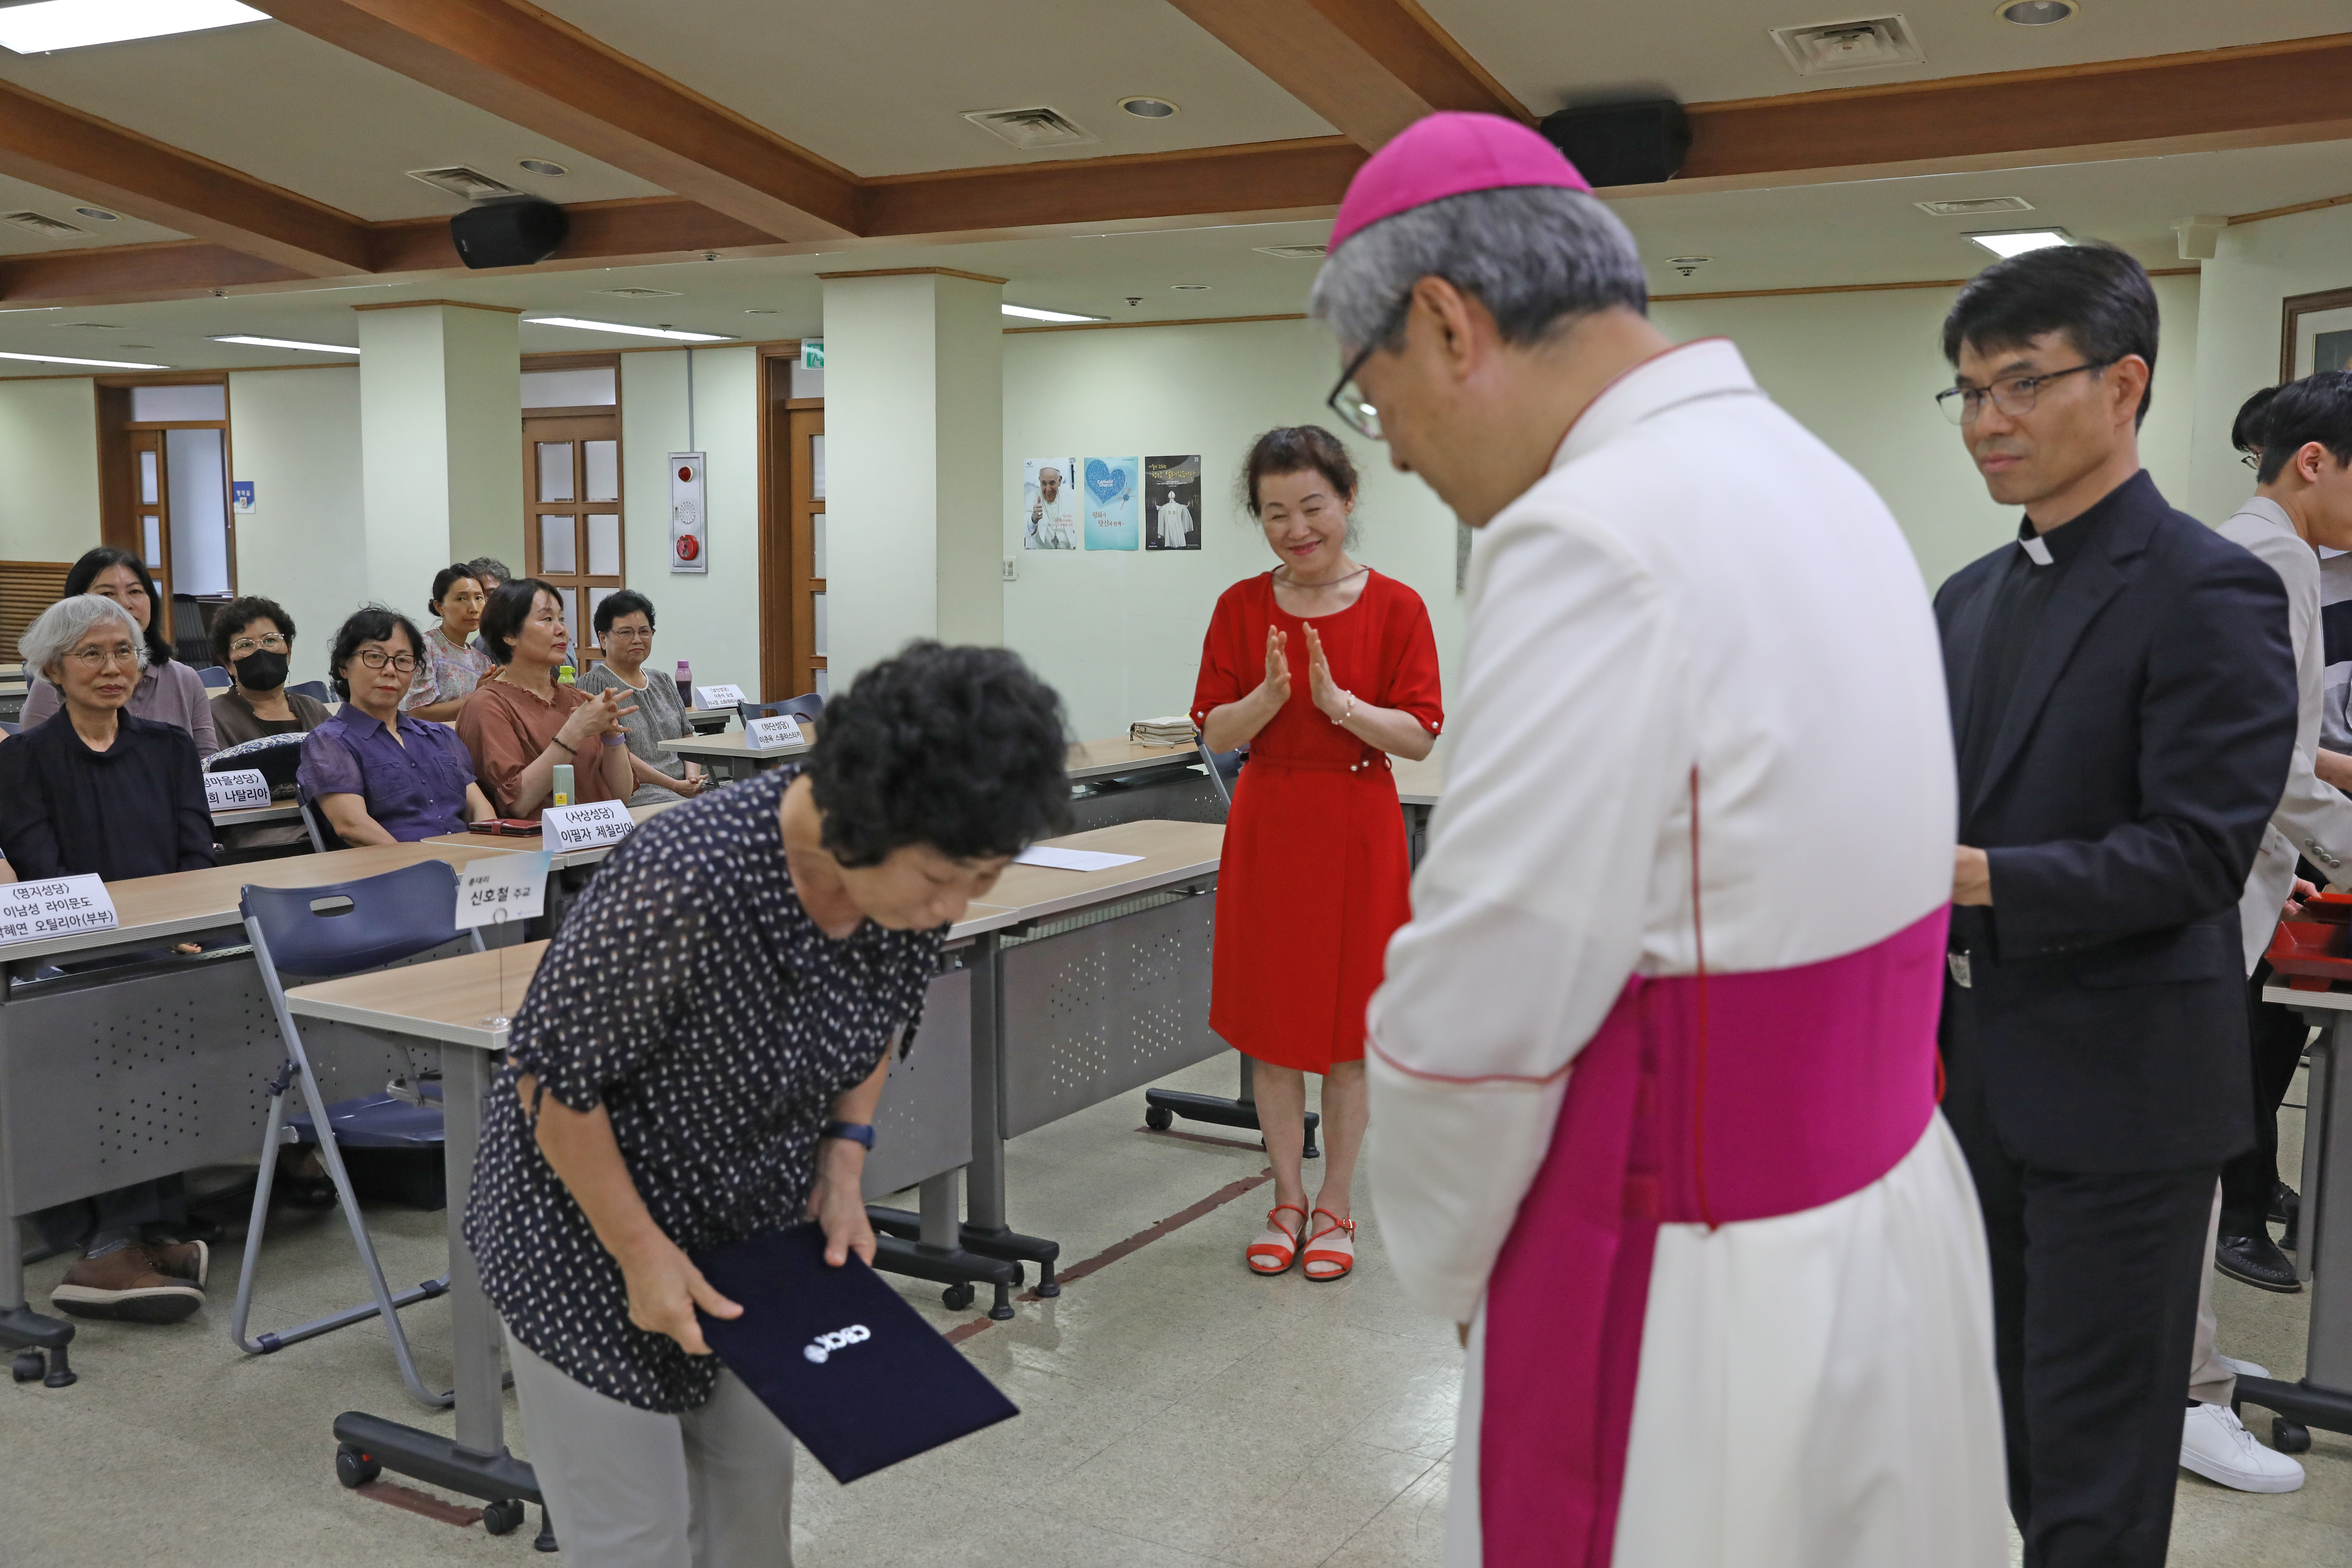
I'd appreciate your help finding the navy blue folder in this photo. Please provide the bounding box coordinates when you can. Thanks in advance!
[692,1224,1018,1483]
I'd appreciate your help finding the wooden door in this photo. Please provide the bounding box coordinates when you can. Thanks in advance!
[128,428,172,607]
[521,413,624,664]
[758,347,826,701]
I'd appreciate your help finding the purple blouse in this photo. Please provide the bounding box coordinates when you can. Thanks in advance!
[21,659,218,757]
[298,706,479,841]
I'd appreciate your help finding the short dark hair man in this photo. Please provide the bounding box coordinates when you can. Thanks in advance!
[1931,244,2299,1566]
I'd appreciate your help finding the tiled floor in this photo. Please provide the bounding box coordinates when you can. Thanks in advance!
[3,1053,2343,1566]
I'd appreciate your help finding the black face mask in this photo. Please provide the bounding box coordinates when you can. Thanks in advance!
[236,649,289,692]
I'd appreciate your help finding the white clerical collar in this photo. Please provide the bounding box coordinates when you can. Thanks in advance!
[2019,533,2053,566]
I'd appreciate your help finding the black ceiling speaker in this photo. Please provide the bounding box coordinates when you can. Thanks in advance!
[450,198,569,269]
[1536,101,1691,188]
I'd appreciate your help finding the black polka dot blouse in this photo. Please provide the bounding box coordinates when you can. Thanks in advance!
[464,766,943,1413]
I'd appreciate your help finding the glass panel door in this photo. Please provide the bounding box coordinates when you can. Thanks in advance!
[522,412,623,663]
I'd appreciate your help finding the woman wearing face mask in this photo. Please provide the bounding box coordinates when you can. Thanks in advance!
[17,546,217,756]
[208,596,331,850]
[1192,426,1443,1284]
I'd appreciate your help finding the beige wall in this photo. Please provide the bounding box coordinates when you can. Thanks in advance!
[619,345,761,693]
[0,378,99,566]
[227,366,365,687]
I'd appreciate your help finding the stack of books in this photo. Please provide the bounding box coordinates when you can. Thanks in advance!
[1128,716,1196,747]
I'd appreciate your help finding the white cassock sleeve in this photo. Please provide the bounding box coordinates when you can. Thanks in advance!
[1367,515,1689,1325]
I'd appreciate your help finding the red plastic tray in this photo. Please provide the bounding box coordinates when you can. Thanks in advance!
[2268,891,2352,990]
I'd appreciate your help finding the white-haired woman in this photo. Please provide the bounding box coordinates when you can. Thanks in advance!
[0,594,215,1325]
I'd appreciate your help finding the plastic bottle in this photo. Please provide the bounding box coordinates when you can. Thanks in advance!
[557,663,577,685]
[552,763,574,808]
[677,659,694,707]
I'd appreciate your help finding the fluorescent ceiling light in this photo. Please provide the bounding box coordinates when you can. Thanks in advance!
[1002,303,1104,323]
[211,334,357,355]
[0,0,267,54]
[0,349,167,368]
[525,316,734,342]
[1968,227,2072,258]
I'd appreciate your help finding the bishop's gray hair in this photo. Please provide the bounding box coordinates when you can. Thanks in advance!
[20,593,148,682]
[1308,185,1649,354]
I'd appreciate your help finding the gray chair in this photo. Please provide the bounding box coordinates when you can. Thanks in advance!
[289,679,331,705]
[738,692,823,728]
[197,665,233,690]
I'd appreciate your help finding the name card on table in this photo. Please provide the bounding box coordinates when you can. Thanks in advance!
[204,769,272,812]
[745,715,806,750]
[694,684,747,710]
[455,850,551,930]
[542,801,634,853]
[0,874,118,945]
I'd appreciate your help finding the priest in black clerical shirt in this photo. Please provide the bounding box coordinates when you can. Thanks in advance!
[1929,245,2297,1568]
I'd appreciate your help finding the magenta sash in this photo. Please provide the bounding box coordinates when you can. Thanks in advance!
[1477,906,1949,1566]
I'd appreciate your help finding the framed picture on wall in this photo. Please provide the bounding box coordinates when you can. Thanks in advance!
[2280,286,2352,381]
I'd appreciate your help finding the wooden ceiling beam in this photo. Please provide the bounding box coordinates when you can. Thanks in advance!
[0,80,372,275]
[252,0,860,242]
[1160,0,1524,150]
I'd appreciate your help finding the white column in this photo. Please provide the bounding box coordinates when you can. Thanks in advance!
[356,301,523,607]
[819,267,1005,682]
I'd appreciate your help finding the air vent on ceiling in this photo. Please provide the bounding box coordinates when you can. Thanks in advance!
[1917,195,2035,217]
[962,106,1099,150]
[405,165,526,202]
[2,210,83,239]
[1770,15,1925,75]
[1253,244,1329,260]
[595,286,682,299]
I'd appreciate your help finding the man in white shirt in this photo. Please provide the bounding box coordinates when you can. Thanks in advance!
[1028,465,1078,550]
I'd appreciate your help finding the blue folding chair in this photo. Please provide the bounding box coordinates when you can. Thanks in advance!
[737,691,824,728]
[230,861,483,1408]
[197,664,233,690]
[289,679,331,705]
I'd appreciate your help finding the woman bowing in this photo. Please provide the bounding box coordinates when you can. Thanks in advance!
[1192,426,1442,1282]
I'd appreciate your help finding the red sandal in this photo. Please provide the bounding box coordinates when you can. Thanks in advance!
[1302,1208,1357,1281]
[1247,1204,1309,1275]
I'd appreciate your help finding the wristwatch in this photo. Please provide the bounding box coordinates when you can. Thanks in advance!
[820,1120,875,1150]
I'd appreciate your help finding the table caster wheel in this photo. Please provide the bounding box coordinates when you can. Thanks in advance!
[12,1349,44,1383]
[2273,1418,2312,1455]
[482,1497,527,1536]
[335,1444,382,1489]
[941,1282,975,1311]
[1144,1105,1174,1131]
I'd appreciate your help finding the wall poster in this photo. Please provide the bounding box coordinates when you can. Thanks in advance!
[1083,456,1139,551]
[1021,456,1079,550]
[1144,455,1201,551]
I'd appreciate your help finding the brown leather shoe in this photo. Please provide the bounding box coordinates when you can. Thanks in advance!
[146,1239,209,1290]
[51,1242,203,1324]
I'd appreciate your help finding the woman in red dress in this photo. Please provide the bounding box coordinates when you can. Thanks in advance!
[1191,426,1442,1281]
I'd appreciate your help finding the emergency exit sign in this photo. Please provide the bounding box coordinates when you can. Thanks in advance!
[802,340,824,370]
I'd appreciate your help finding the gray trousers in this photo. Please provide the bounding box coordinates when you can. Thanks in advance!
[2187,1181,2235,1407]
[505,1327,795,1568]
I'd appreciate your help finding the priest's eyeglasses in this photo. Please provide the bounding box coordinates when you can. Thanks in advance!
[1935,360,2113,425]
[1325,293,1416,441]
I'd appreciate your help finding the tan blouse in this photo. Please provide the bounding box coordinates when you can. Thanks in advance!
[455,675,628,819]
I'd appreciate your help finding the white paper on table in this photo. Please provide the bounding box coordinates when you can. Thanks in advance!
[1014,846,1146,873]
[0,873,117,945]
[204,769,272,812]
[455,851,552,930]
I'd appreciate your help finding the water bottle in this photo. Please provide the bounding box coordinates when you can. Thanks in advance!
[676,659,693,707]
[558,663,577,685]
[552,763,574,808]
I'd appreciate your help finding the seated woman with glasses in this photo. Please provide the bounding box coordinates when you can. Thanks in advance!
[575,589,704,807]
[300,605,494,845]
[0,594,216,1325]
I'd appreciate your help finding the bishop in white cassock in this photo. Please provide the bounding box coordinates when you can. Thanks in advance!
[1309,114,2009,1567]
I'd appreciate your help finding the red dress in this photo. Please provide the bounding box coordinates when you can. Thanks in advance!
[1190,570,1444,1072]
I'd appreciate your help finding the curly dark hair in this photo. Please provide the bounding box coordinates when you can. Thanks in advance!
[807,642,1071,868]
[1241,425,1361,516]
[593,588,656,636]
[209,594,295,667]
[479,578,558,666]
[63,546,175,667]
[326,604,427,701]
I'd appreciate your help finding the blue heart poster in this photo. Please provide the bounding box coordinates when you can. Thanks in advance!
[1083,455,1139,551]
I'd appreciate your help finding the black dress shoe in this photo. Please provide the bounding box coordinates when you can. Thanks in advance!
[2217,1230,2303,1293]
[2274,1181,2301,1251]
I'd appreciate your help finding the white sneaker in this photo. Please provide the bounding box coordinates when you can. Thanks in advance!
[2182,1402,2304,1493]
[2218,1354,2272,1381]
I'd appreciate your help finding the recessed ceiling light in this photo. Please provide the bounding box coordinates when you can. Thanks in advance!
[518,159,569,177]
[1252,244,1327,260]
[1917,196,2034,218]
[593,286,680,299]
[0,350,167,368]
[744,308,779,315]
[72,205,118,221]
[525,316,734,342]
[1995,0,2077,23]
[0,0,266,54]
[1967,227,2072,258]
[211,334,358,355]
[1118,96,1179,119]
[1001,303,1105,323]
[1170,284,1211,291]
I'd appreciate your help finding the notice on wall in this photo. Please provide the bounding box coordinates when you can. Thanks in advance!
[203,769,272,812]
[1021,456,1080,551]
[1144,455,1200,551]
[1083,456,1138,551]
[0,874,118,946]
[455,851,551,931]
[231,481,255,513]
[670,451,708,575]
[542,801,634,854]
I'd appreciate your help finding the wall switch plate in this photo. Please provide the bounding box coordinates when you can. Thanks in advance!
[1002,556,1018,581]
